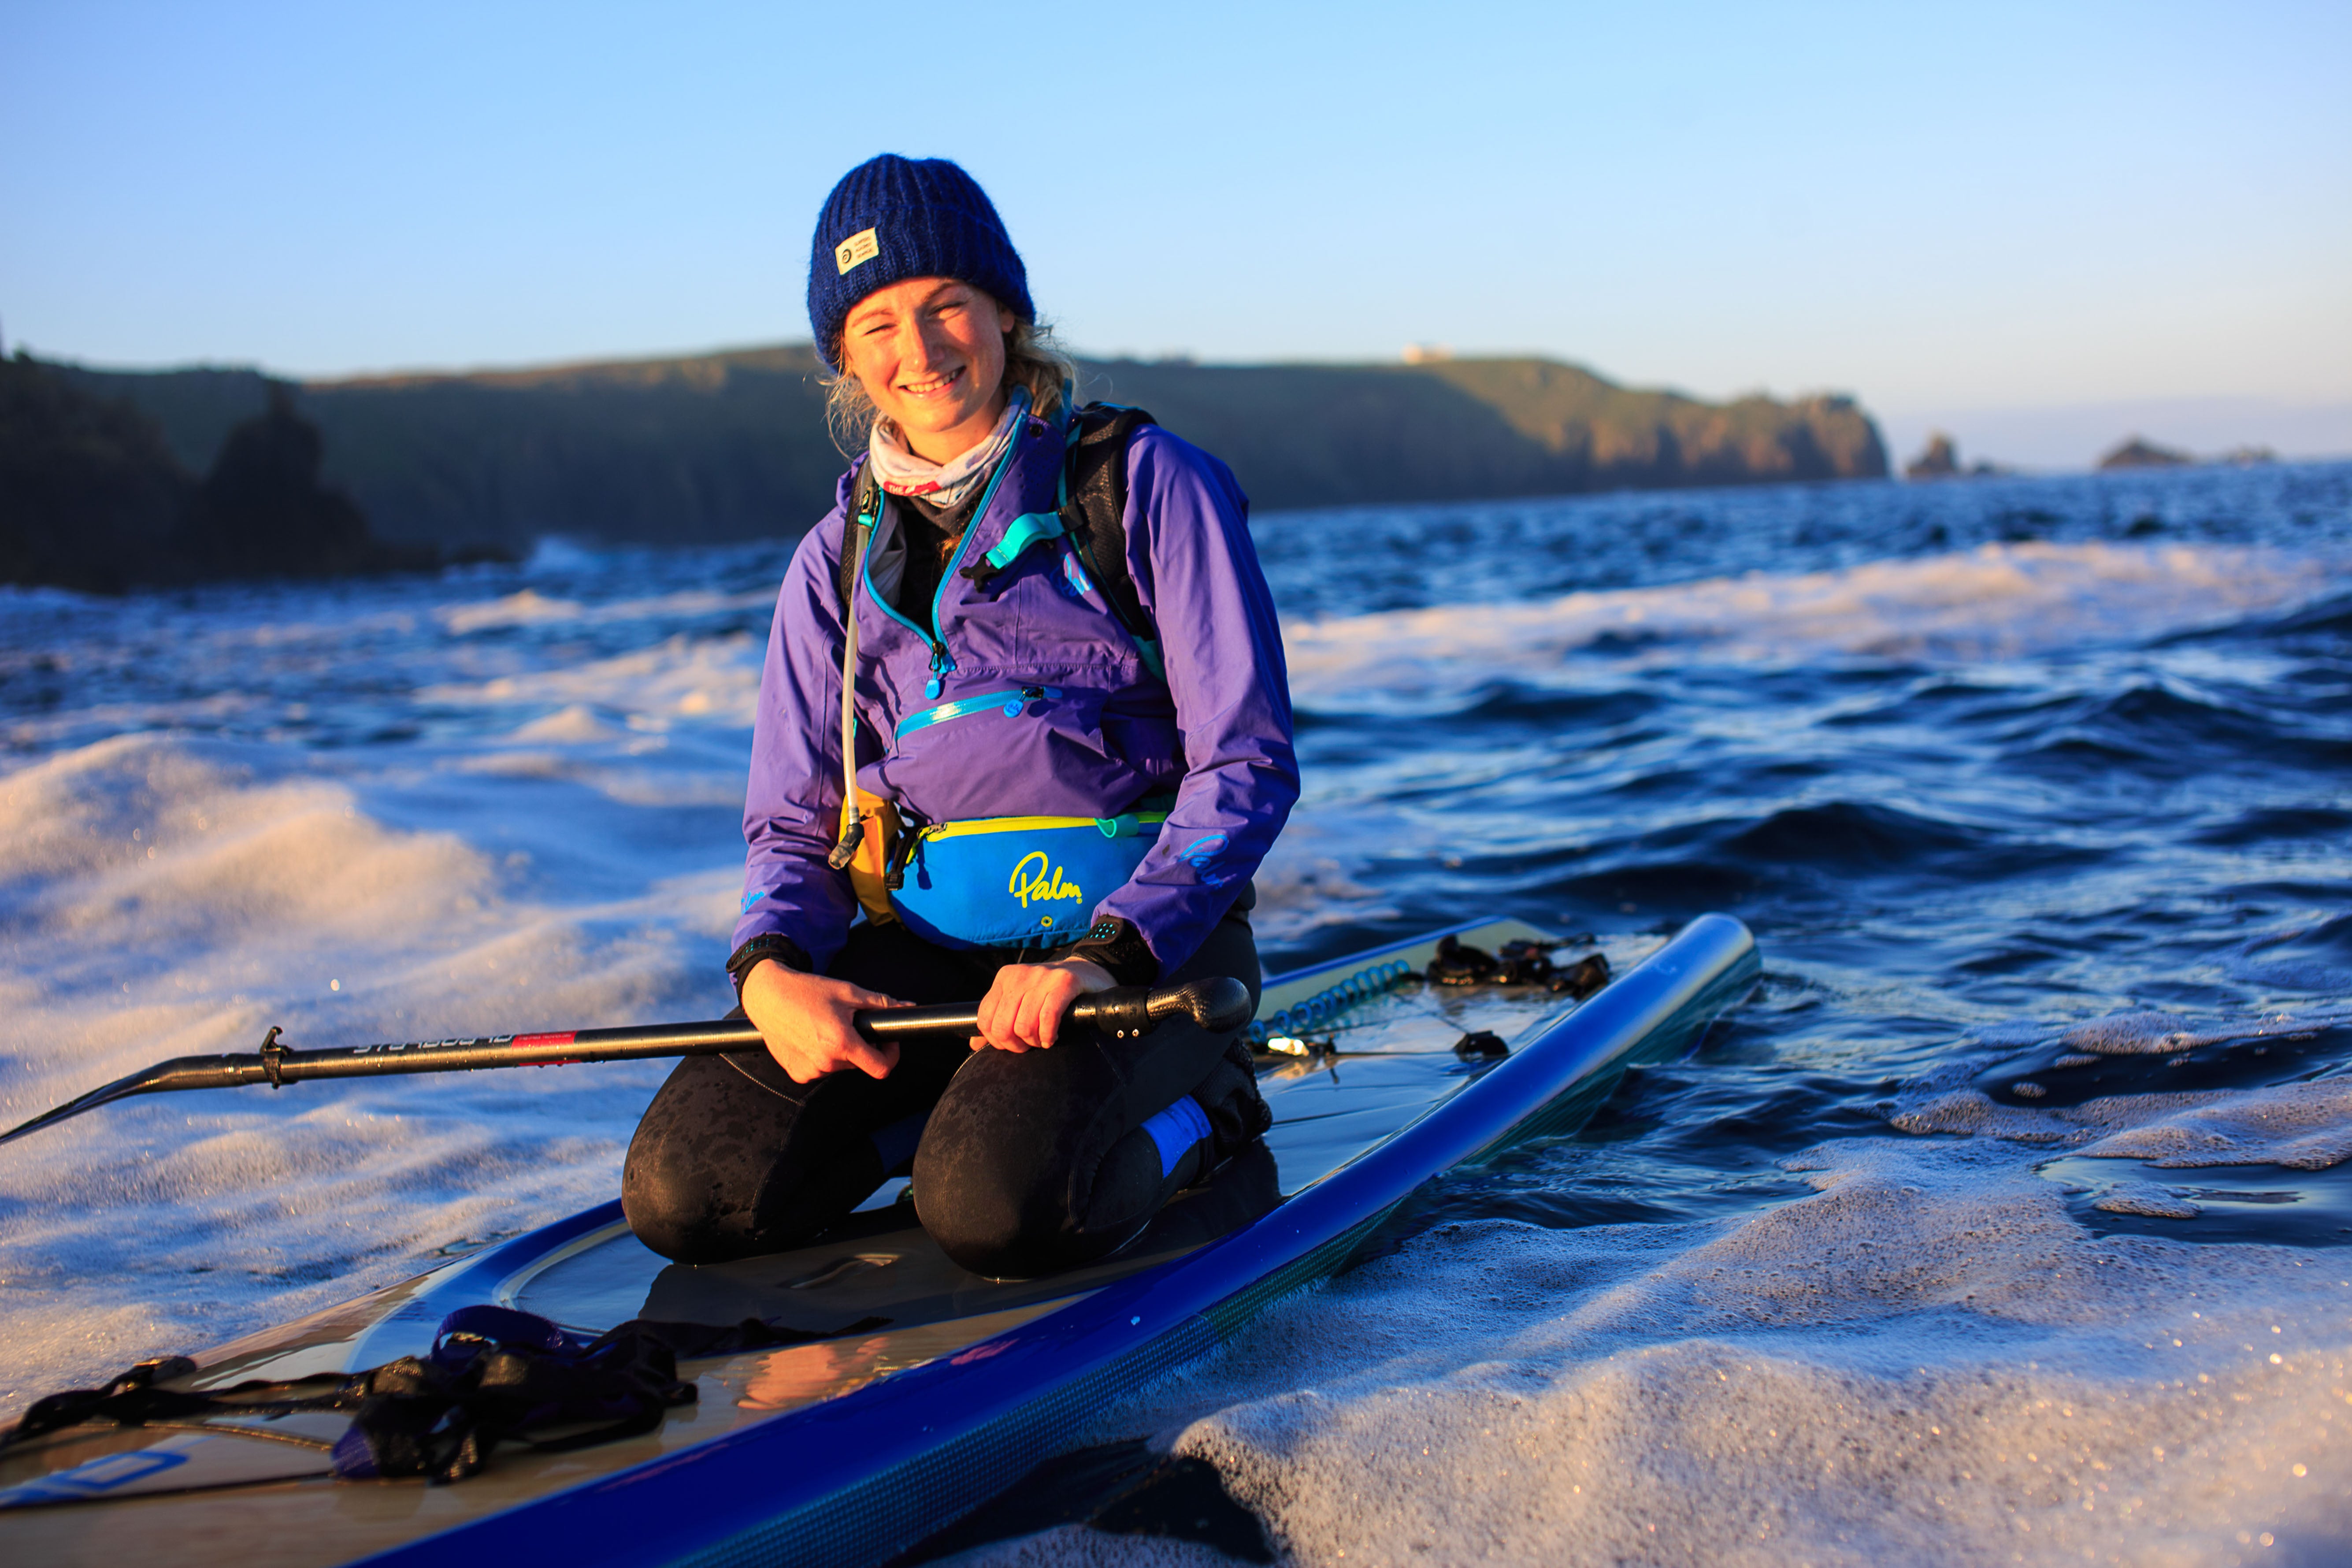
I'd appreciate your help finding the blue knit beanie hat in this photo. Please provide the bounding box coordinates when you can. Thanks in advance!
[807,155,1033,370]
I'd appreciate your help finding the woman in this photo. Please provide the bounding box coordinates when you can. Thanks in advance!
[622,155,1298,1280]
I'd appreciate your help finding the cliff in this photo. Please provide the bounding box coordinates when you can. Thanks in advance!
[52,347,1889,550]
[2,356,430,591]
[1,354,188,592]
[1081,356,1886,509]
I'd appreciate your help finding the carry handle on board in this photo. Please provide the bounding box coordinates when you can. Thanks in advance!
[0,978,1253,1148]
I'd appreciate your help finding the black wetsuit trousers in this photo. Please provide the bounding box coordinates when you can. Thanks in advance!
[621,908,1266,1279]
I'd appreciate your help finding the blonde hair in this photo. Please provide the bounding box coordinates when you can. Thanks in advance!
[823,313,1077,456]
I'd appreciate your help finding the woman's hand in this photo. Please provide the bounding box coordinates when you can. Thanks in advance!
[740,960,906,1083]
[972,956,1116,1054]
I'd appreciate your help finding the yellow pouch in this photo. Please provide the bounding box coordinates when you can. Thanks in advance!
[839,787,902,924]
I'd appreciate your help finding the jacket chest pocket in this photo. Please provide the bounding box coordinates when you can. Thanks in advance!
[885,678,1119,778]
[998,548,1144,679]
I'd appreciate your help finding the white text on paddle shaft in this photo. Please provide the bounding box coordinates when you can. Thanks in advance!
[1009,853,1083,907]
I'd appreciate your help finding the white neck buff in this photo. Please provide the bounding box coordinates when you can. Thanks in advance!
[865,387,1031,508]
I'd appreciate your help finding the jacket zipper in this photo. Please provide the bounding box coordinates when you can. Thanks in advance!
[858,426,1029,701]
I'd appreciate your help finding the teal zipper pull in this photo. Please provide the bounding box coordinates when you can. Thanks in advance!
[924,643,952,700]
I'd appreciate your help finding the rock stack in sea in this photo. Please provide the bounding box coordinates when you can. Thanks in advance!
[2096,436,2192,471]
[1903,431,2007,480]
[0,356,441,592]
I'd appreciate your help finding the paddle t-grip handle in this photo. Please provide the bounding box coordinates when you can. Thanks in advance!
[1075,976,1255,1039]
[853,976,1254,1042]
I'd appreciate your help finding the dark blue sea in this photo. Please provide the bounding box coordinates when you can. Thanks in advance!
[3,461,2348,1563]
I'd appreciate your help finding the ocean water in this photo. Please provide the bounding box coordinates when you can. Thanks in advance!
[3,460,2350,1565]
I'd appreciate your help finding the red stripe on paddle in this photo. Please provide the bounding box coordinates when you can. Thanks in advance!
[510,1032,577,1052]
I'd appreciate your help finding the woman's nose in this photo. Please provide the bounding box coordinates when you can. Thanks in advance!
[906,320,957,370]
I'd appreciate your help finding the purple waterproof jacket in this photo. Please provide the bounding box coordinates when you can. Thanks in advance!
[732,410,1298,979]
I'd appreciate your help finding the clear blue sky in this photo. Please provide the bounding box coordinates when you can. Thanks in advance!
[4,1,2347,462]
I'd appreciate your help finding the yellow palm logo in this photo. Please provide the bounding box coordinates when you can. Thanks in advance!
[1009,851,1083,907]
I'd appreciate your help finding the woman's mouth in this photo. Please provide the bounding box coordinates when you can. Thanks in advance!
[897,365,966,399]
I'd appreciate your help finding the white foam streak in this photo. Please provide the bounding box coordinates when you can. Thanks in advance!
[1896,1078,2352,1171]
[436,585,772,636]
[415,632,763,727]
[1284,541,2333,707]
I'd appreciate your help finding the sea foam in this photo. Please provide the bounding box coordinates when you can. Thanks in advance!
[0,571,757,1412]
[1282,540,2333,710]
[1016,1128,2352,1567]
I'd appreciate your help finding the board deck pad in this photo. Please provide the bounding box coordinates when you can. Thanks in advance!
[0,919,1677,1565]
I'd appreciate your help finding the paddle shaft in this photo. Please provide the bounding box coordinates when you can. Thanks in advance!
[0,978,1252,1147]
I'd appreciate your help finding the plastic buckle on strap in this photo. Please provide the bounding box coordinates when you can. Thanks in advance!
[985,511,1068,572]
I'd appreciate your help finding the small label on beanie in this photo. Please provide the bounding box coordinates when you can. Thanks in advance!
[835,228,879,274]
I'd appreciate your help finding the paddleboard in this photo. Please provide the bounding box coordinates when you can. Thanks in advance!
[0,913,1758,1567]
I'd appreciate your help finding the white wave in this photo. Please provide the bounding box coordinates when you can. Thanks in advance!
[414,631,764,727]
[1896,1078,2352,1171]
[1283,540,2338,706]
[1025,1127,2352,1568]
[0,729,740,1413]
[437,584,773,636]
[1966,1008,2352,1059]
[507,703,634,743]
[2055,1011,2229,1056]
[438,586,586,633]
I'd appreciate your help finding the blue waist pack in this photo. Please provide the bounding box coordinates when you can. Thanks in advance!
[887,808,1169,950]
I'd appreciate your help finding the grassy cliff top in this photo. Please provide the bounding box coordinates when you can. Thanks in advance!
[50,345,1886,547]
[317,343,827,394]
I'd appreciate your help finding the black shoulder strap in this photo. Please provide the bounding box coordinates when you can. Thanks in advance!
[835,463,881,617]
[1059,402,1157,642]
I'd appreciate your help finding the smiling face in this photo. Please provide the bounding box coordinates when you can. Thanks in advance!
[839,277,1018,464]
